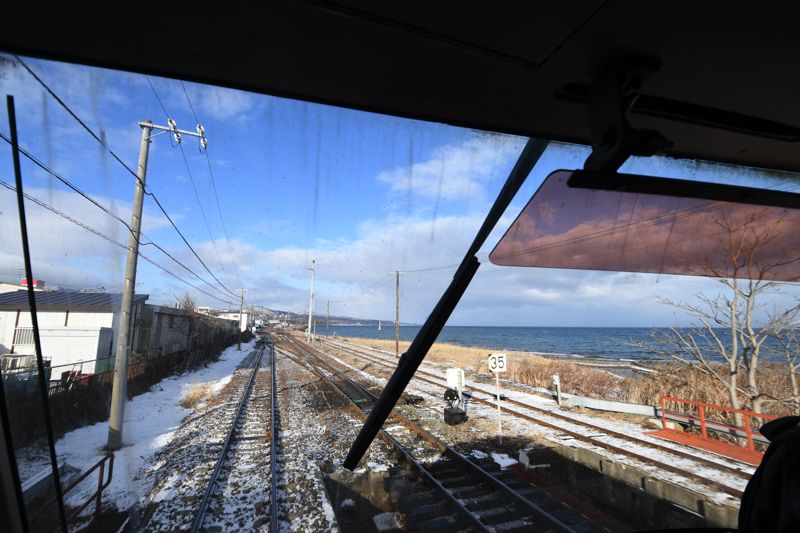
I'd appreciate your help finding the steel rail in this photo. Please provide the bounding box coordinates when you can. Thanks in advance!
[328,338,757,474]
[190,344,266,533]
[278,343,490,532]
[318,337,748,498]
[269,339,279,533]
[278,335,574,532]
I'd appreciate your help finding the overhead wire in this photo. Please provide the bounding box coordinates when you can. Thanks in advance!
[180,80,245,290]
[0,179,234,305]
[14,54,239,300]
[0,133,237,302]
[145,75,235,284]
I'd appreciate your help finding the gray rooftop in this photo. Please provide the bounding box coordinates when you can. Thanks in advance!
[0,291,148,310]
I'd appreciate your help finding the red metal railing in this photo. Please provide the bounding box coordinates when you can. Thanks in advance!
[659,396,777,454]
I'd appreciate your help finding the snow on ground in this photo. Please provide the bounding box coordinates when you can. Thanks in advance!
[18,339,257,515]
[490,452,518,469]
[322,338,747,507]
[275,350,396,532]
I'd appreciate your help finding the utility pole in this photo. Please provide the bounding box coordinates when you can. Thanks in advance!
[237,288,245,351]
[326,300,330,338]
[393,271,406,357]
[107,118,207,451]
[107,121,151,450]
[395,271,400,357]
[307,258,316,343]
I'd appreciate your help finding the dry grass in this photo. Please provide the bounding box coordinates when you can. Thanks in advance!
[180,384,211,409]
[342,336,624,395]
[509,359,624,399]
[339,337,493,370]
[342,336,799,418]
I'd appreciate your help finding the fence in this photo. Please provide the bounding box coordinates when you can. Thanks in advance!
[1,329,241,447]
[651,395,778,465]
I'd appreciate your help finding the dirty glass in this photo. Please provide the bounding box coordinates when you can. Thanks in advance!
[0,51,799,533]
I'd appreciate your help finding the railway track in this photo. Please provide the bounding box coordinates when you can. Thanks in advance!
[189,339,280,532]
[277,333,607,532]
[313,336,751,500]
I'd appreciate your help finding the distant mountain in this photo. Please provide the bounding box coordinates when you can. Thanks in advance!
[256,306,407,327]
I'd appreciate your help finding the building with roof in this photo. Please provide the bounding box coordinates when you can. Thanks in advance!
[0,291,149,378]
[215,311,252,333]
[0,279,45,294]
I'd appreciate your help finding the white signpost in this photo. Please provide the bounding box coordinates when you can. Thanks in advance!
[552,373,562,406]
[488,353,507,442]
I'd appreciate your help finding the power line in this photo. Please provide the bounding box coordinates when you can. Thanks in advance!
[146,76,234,282]
[145,76,169,118]
[203,151,243,284]
[0,135,237,301]
[14,55,142,185]
[146,186,239,299]
[397,263,462,274]
[14,55,238,300]
[0,179,234,305]
[180,81,201,128]
[145,76,241,294]
[0,132,134,235]
[180,80,245,290]
[178,144,233,275]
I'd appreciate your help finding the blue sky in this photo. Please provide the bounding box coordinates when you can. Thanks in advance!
[1,54,798,327]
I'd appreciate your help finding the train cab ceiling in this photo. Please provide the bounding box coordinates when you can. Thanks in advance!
[3,2,800,173]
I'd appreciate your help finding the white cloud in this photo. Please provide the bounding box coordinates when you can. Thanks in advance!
[182,210,800,327]
[185,84,260,122]
[0,185,169,289]
[376,135,526,202]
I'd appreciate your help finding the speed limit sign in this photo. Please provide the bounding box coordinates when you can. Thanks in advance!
[488,353,507,373]
[488,353,507,441]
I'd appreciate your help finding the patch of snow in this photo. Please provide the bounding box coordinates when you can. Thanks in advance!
[367,462,388,472]
[210,374,234,394]
[317,472,338,531]
[490,452,518,469]
[373,512,403,531]
[340,498,355,510]
[152,472,181,502]
[35,339,257,511]
[471,450,488,459]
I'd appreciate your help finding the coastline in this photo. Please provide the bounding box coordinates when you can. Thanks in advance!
[331,335,658,378]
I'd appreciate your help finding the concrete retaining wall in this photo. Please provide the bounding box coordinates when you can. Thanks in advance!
[519,443,739,528]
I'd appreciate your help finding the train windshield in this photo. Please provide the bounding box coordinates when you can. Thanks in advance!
[1,52,799,532]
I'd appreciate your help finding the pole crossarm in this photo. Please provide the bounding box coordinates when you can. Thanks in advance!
[140,120,208,150]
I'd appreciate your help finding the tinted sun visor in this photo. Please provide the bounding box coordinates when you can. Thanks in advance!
[489,170,800,281]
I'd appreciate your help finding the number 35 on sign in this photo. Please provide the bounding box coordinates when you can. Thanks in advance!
[488,353,507,373]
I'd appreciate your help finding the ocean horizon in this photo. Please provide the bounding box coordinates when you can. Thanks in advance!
[320,325,785,362]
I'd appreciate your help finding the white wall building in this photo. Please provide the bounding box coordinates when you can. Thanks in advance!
[0,282,22,295]
[216,311,250,333]
[0,291,148,378]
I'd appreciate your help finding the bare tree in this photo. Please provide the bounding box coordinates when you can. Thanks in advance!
[174,292,203,371]
[774,329,800,414]
[177,292,197,315]
[635,207,800,421]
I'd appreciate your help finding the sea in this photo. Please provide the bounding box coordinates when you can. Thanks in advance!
[321,325,785,363]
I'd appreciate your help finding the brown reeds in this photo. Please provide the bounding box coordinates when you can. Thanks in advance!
[180,384,211,409]
[341,336,799,419]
